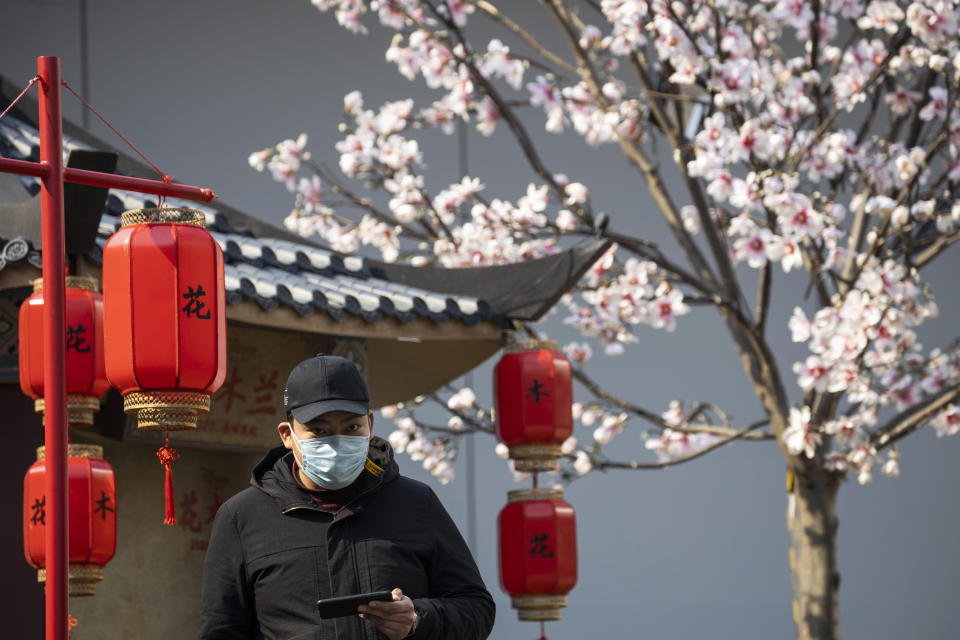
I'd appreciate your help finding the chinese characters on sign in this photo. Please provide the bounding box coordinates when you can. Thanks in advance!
[529,532,555,558]
[526,378,549,404]
[66,323,91,352]
[31,493,114,524]
[30,496,46,526]
[247,371,278,416]
[178,471,228,551]
[94,491,114,520]
[124,325,327,449]
[182,285,211,319]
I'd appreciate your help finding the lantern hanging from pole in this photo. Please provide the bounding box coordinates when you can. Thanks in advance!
[18,276,110,426]
[498,487,577,621]
[494,340,573,471]
[102,208,227,524]
[102,208,227,430]
[23,444,117,596]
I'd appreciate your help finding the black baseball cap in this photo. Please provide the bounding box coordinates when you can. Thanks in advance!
[283,355,370,424]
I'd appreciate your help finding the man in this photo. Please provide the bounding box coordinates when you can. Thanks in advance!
[199,355,495,639]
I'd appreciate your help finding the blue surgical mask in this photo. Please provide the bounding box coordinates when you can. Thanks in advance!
[291,433,370,490]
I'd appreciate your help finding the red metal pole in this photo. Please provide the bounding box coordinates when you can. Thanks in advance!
[0,156,50,179]
[38,56,68,640]
[0,158,217,202]
[62,167,217,202]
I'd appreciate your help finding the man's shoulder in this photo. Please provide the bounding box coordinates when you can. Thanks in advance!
[377,474,441,510]
[385,473,434,496]
[219,486,274,518]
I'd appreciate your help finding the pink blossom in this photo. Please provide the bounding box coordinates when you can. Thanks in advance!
[881,451,900,477]
[793,356,830,392]
[433,461,455,484]
[556,209,578,232]
[661,401,685,428]
[447,387,476,410]
[563,341,593,363]
[788,307,811,342]
[475,96,499,136]
[783,406,820,459]
[919,86,949,121]
[444,0,474,27]
[388,429,411,453]
[930,405,960,437]
[734,226,773,268]
[650,284,689,332]
[884,87,921,116]
[380,404,400,420]
[572,450,593,475]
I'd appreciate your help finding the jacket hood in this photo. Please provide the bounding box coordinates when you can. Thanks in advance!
[252,435,399,510]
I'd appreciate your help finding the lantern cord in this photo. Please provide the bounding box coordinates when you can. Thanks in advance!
[0,75,39,122]
[68,613,79,638]
[61,80,172,184]
[538,621,547,640]
[157,431,180,526]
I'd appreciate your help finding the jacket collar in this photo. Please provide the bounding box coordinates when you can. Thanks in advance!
[251,435,399,514]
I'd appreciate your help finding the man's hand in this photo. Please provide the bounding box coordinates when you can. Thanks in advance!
[358,587,416,640]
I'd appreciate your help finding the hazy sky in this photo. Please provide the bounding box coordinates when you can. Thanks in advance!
[3,1,960,638]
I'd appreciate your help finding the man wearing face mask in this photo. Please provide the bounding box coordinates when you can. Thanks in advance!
[199,355,495,640]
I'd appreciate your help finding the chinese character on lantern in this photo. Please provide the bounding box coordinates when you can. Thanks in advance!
[19,276,110,426]
[102,208,227,525]
[498,487,577,621]
[23,444,117,596]
[494,340,573,471]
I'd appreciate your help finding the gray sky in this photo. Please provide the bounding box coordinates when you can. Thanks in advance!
[3,1,960,638]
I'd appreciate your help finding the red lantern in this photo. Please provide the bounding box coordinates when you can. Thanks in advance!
[498,488,577,621]
[102,208,227,430]
[18,276,110,426]
[494,340,573,471]
[23,444,117,596]
[102,208,227,525]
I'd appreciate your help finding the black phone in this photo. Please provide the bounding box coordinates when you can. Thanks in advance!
[316,590,394,619]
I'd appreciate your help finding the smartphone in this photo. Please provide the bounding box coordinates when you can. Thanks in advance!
[316,590,394,619]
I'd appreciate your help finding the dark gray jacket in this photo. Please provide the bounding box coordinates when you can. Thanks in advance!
[198,437,494,639]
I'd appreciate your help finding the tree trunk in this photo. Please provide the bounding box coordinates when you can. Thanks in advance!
[787,467,841,640]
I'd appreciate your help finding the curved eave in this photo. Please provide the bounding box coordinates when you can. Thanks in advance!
[227,298,503,341]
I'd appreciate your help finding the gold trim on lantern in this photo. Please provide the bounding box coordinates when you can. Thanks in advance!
[36,395,101,426]
[508,443,562,472]
[38,564,104,597]
[506,487,565,503]
[120,208,207,228]
[511,594,567,621]
[505,338,559,353]
[37,444,105,461]
[31,276,101,293]
[123,390,210,431]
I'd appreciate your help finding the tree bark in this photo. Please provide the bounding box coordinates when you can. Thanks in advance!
[787,467,841,640]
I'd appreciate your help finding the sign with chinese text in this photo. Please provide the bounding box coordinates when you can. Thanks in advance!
[124,324,327,450]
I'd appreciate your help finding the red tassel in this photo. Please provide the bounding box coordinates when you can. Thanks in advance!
[156,432,180,526]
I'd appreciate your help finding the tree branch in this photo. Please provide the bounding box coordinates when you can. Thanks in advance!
[413,3,594,226]
[569,364,772,440]
[756,262,772,335]
[307,160,432,241]
[869,383,960,452]
[914,229,960,269]
[472,0,579,77]
[588,418,771,471]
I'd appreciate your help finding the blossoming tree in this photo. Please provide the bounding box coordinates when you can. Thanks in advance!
[250,1,960,638]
